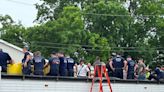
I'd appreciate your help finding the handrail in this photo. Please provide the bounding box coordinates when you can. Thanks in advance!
[0,66,1,80]
[1,74,164,84]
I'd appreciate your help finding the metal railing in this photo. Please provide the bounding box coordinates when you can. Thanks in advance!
[0,66,1,80]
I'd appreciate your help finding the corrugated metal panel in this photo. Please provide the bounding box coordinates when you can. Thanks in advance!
[0,79,90,92]
[0,79,164,92]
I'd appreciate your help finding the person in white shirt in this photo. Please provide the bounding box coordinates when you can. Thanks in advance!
[87,63,94,78]
[77,59,90,77]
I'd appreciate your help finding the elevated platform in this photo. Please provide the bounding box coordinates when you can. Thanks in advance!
[0,74,164,92]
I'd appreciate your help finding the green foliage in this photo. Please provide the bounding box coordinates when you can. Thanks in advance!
[0,15,25,47]
[0,0,163,66]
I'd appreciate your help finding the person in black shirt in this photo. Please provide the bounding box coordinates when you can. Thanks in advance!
[66,56,75,76]
[106,57,113,77]
[110,54,126,79]
[58,52,67,76]
[33,51,46,75]
[126,56,136,79]
[22,47,31,75]
[0,48,13,72]
[45,52,60,76]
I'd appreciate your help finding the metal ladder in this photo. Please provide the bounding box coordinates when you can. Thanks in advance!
[90,65,112,92]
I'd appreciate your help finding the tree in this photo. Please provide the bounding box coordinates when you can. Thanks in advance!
[0,15,26,47]
[24,6,84,57]
[1,0,163,65]
[29,6,110,62]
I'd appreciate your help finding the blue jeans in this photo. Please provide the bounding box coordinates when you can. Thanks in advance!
[138,74,146,80]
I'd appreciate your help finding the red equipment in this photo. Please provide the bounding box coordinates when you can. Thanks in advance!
[90,65,112,92]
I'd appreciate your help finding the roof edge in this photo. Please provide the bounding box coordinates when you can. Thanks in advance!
[0,39,23,52]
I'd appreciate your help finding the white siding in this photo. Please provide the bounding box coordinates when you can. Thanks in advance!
[0,39,24,62]
[0,79,164,92]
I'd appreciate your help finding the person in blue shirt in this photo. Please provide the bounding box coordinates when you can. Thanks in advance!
[33,51,46,75]
[110,53,126,79]
[126,56,136,79]
[22,47,32,75]
[45,52,60,76]
[0,48,13,72]
[66,55,75,76]
[154,65,164,81]
[58,52,67,76]
[149,65,164,81]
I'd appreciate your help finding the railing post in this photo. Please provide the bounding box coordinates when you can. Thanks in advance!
[0,66,1,80]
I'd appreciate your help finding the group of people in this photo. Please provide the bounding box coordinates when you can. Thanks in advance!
[21,47,93,77]
[0,47,164,81]
[106,53,164,81]
[22,47,77,76]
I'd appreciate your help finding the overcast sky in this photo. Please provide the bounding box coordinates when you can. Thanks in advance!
[0,0,41,27]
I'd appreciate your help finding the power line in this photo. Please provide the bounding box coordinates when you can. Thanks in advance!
[82,13,164,17]
[27,45,164,52]
[30,45,164,52]
[30,41,164,49]
[4,0,34,6]
[13,42,164,52]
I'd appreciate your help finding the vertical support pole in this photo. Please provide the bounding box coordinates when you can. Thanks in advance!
[0,66,1,80]
[97,66,102,92]
[103,66,113,92]
[99,66,103,92]
[90,66,98,92]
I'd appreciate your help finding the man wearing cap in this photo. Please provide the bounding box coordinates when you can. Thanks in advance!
[77,59,90,77]
[0,48,13,73]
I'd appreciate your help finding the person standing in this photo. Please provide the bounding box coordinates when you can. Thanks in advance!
[73,63,78,77]
[22,47,32,75]
[106,57,113,77]
[110,53,126,79]
[93,56,101,67]
[77,59,90,77]
[45,52,60,76]
[126,56,136,79]
[87,63,94,78]
[0,48,13,73]
[137,58,146,80]
[66,56,75,76]
[58,52,67,76]
[33,51,46,75]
